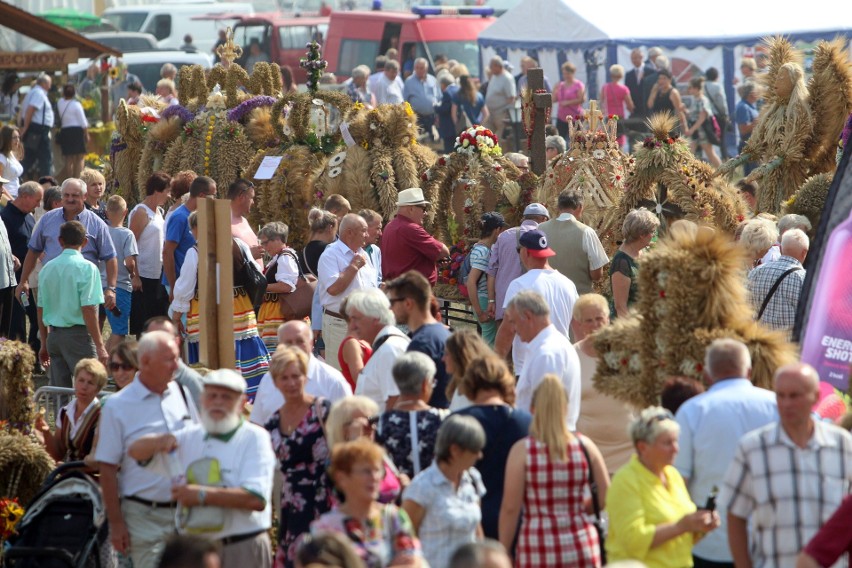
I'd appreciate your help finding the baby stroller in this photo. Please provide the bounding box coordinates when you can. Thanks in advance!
[5,461,110,568]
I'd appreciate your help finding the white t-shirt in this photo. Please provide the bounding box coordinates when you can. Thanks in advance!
[57,98,88,128]
[516,325,581,430]
[149,421,276,539]
[0,153,23,197]
[130,203,165,279]
[249,355,352,425]
[355,326,410,410]
[502,268,578,375]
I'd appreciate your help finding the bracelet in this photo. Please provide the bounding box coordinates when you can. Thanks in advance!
[197,488,207,506]
[488,300,496,304]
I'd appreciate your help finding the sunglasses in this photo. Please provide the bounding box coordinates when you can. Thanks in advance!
[109,361,135,371]
[645,410,675,427]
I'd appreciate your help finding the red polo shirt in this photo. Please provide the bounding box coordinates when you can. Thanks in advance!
[381,214,445,284]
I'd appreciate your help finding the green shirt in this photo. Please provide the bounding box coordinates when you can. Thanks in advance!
[37,248,104,327]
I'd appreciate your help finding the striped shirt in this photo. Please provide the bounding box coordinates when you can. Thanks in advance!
[721,421,852,568]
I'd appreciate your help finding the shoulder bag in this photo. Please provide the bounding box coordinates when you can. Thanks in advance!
[578,435,607,564]
[278,249,317,320]
[756,266,802,321]
[232,239,267,310]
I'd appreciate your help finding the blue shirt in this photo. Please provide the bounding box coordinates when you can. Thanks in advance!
[735,99,759,142]
[403,73,441,116]
[162,204,195,286]
[28,207,116,267]
[407,323,451,409]
[674,378,778,562]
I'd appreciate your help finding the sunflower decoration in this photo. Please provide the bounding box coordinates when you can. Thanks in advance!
[602,112,745,253]
[312,102,437,222]
[591,222,797,408]
[169,86,254,194]
[248,86,353,247]
[0,339,55,506]
[537,103,632,233]
[423,125,525,244]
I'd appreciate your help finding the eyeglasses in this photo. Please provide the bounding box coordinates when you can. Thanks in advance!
[645,410,675,427]
[109,361,135,371]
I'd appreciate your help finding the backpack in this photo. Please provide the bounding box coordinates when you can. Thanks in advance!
[457,248,476,299]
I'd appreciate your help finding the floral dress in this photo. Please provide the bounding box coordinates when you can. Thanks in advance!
[311,504,421,568]
[375,408,449,478]
[265,399,332,568]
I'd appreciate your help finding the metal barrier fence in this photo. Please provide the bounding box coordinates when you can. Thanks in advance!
[436,297,480,333]
[33,386,114,422]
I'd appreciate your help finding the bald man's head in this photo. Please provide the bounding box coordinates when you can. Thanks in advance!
[774,363,820,428]
[277,320,313,356]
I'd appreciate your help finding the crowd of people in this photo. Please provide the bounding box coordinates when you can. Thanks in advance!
[0,42,850,568]
[1,156,850,568]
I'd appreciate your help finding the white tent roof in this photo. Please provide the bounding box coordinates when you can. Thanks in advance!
[479,0,852,50]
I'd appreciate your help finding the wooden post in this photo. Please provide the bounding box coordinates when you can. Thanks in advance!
[197,198,235,370]
[527,68,552,175]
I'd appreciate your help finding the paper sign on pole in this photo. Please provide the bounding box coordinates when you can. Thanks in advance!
[254,156,283,180]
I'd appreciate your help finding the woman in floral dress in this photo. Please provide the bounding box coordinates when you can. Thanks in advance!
[264,346,333,568]
[312,438,422,568]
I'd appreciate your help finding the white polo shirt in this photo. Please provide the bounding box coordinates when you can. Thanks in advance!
[317,239,378,313]
[151,421,276,540]
[249,355,352,426]
[516,324,581,430]
[503,268,578,375]
[355,326,410,411]
[96,376,199,501]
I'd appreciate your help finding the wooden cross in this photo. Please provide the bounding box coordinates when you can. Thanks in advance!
[588,100,600,131]
[527,68,552,175]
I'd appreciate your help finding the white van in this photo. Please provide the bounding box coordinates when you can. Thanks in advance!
[69,50,214,93]
[102,0,255,54]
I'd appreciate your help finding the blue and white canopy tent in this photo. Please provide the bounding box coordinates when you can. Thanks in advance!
[478,0,852,118]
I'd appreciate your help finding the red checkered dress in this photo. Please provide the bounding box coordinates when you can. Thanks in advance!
[516,435,600,568]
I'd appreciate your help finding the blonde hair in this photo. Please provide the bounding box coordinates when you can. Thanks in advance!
[106,194,127,215]
[79,167,105,188]
[326,396,380,448]
[74,358,108,391]
[269,345,308,380]
[609,64,625,79]
[572,293,609,320]
[630,406,679,445]
[530,375,571,462]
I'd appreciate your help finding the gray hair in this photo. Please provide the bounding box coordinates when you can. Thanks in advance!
[781,228,809,256]
[434,414,486,463]
[622,208,660,243]
[630,406,679,445]
[384,59,400,73]
[450,540,510,568]
[609,64,625,78]
[351,65,371,79]
[18,181,42,198]
[704,338,752,381]
[36,73,51,87]
[507,290,550,318]
[160,63,177,77]
[61,177,86,195]
[258,221,289,243]
[557,188,583,210]
[648,47,663,59]
[545,135,566,153]
[740,218,778,257]
[504,152,528,168]
[345,288,394,327]
[437,71,455,87]
[392,351,436,396]
[489,55,504,68]
[778,214,812,235]
[654,55,670,71]
[414,57,428,67]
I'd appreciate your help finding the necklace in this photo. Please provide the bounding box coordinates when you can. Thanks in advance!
[279,399,311,435]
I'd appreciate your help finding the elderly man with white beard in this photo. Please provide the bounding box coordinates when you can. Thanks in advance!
[128,369,276,568]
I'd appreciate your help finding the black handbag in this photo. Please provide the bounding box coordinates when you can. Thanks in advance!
[232,239,267,310]
[578,436,607,564]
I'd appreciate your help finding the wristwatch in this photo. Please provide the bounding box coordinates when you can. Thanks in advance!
[197,488,207,506]
[107,286,117,292]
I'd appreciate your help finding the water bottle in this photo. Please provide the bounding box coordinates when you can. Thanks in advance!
[800,209,852,393]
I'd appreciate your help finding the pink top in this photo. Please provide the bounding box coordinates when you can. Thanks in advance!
[556,79,585,122]
[231,213,263,269]
[601,82,630,118]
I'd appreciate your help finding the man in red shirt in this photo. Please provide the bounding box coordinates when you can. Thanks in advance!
[381,187,449,285]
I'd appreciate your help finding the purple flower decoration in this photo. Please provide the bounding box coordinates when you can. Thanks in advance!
[227,96,277,123]
[841,112,852,149]
[161,104,195,124]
